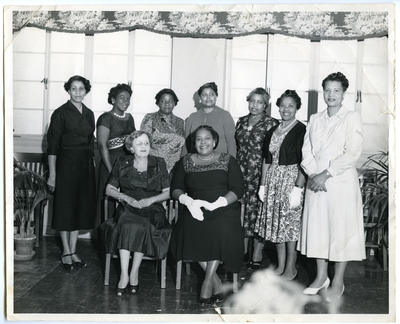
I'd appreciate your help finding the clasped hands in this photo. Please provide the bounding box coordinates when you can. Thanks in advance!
[307,171,330,193]
[179,194,227,221]
[124,196,156,209]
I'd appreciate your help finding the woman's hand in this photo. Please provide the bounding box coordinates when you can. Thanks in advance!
[47,175,56,193]
[308,171,330,192]
[289,186,303,208]
[137,197,156,209]
[124,196,141,208]
[258,185,265,201]
[203,197,227,211]
[179,194,204,221]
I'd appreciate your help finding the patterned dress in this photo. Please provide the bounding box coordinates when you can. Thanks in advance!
[235,114,278,237]
[140,111,185,173]
[254,126,303,243]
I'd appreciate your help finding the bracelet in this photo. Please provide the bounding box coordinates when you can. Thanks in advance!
[117,193,123,203]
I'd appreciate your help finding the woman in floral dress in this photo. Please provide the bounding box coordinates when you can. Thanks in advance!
[255,90,306,280]
[235,87,278,269]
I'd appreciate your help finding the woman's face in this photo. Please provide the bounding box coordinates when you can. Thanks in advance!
[248,94,266,116]
[200,88,217,108]
[158,93,176,116]
[195,129,215,156]
[278,96,297,122]
[323,80,345,109]
[68,81,87,104]
[131,134,150,158]
[113,90,131,112]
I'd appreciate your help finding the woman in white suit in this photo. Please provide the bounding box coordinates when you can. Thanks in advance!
[298,72,365,302]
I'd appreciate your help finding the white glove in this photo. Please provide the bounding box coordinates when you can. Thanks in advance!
[258,185,265,201]
[179,194,204,221]
[204,197,228,211]
[289,186,303,209]
[192,199,213,210]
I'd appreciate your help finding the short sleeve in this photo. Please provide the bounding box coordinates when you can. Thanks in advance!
[228,156,244,200]
[96,113,112,129]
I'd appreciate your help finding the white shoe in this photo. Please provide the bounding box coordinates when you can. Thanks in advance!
[303,277,330,295]
[326,285,345,302]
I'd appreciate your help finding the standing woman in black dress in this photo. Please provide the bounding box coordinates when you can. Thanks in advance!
[47,75,96,270]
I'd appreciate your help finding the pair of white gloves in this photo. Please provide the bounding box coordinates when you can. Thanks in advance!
[258,185,303,209]
[178,194,228,221]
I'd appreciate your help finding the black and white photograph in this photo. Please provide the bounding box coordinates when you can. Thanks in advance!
[4,1,396,322]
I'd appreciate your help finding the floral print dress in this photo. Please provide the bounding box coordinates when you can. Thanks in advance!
[235,114,278,237]
[254,129,303,243]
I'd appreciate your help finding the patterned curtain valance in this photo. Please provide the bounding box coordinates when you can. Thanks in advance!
[13,10,388,41]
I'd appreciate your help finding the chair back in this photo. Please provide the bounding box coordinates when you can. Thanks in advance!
[14,152,48,177]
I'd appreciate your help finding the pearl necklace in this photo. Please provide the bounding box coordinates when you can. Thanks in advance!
[113,112,126,119]
[278,119,297,133]
[197,152,215,161]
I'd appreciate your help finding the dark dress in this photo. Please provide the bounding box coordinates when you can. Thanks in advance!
[170,153,245,273]
[235,113,278,237]
[101,155,172,259]
[47,100,96,231]
[95,112,136,226]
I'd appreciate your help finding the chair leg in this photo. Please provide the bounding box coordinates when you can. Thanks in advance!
[176,260,182,290]
[104,253,111,286]
[185,262,191,275]
[233,273,238,293]
[161,258,167,289]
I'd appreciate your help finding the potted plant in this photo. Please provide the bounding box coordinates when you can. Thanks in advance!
[14,158,50,260]
[359,151,389,270]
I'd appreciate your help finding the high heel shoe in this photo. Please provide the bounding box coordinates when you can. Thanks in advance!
[60,254,73,270]
[326,285,345,302]
[71,252,87,268]
[211,293,224,303]
[198,297,212,306]
[251,259,262,270]
[303,277,330,295]
[129,284,139,294]
[117,285,128,297]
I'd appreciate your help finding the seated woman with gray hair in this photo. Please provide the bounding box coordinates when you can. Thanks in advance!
[101,130,172,297]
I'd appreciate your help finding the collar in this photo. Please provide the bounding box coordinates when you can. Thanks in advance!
[156,110,174,122]
[324,106,348,120]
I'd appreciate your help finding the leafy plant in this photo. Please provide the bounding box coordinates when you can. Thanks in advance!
[14,158,50,238]
[360,151,388,241]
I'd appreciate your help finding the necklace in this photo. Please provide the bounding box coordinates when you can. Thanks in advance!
[113,112,126,119]
[197,152,215,161]
[278,119,297,132]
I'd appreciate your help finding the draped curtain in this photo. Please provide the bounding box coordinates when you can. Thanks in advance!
[13,10,388,40]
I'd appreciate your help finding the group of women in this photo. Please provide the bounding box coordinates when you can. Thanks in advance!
[47,72,365,305]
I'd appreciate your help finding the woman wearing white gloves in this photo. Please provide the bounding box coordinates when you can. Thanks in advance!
[170,125,244,306]
[254,90,306,280]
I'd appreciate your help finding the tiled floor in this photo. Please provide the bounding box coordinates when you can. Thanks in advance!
[12,236,391,320]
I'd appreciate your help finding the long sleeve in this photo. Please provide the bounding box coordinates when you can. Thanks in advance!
[327,111,363,177]
[140,113,153,135]
[301,114,318,175]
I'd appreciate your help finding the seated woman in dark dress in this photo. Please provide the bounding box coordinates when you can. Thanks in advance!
[101,130,172,296]
[170,125,245,306]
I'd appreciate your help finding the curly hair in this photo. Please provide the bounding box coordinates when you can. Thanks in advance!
[197,82,218,97]
[124,130,152,151]
[276,90,302,110]
[107,83,132,105]
[246,87,270,105]
[191,125,219,150]
[64,75,91,94]
[322,72,349,92]
[155,88,179,106]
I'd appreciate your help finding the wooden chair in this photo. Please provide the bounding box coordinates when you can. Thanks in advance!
[174,200,239,292]
[103,197,174,288]
[13,152,49,248]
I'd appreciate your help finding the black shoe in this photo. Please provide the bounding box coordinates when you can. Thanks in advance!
[60,254,73,270]
[211,293,224,303]
[71,252,87,268]
[117,285,128,297]
[251,260,262,270]
[129,284,139,294]
[198,297,212,306]
[246,260,254,269]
